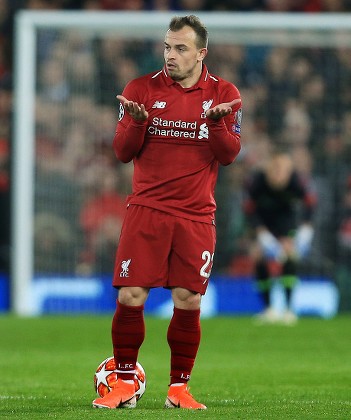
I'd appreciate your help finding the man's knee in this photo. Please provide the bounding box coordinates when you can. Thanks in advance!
[118,287,149,306]
[172,287,202,310]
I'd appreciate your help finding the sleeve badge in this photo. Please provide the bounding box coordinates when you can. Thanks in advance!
[232,107,242,134]
[118,102,125,121]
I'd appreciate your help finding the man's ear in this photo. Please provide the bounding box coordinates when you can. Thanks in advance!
[198,48,208,62]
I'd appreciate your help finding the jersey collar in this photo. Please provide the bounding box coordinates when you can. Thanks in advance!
[162,64,210,90]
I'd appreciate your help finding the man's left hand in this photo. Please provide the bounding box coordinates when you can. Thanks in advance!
[206,99,241,120]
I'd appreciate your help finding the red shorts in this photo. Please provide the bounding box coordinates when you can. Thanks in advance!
[113,205,216,295]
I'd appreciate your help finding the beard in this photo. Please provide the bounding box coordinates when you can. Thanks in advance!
[169,71,185,82]
[168,67,195,83]
[166,61,199,82]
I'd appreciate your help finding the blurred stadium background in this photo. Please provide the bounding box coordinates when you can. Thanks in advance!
[0,1,351,316]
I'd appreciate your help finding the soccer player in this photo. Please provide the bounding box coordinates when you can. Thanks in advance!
[244,150,317,325]
[92,15,242,409]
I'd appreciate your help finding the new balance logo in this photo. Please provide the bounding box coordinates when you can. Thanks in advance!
[152,101,167,109]
[120,259,131,277]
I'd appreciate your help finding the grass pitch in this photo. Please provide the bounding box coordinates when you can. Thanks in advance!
[0,314,350,419]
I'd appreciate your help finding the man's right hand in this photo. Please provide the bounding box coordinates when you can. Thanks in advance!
[117,95,148,122]
[257,229,284,261]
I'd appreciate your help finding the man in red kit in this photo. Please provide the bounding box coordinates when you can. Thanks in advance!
[92,15,242,410]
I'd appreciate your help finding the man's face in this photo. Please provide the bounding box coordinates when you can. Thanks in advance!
[266,155,293,189]
[164,26,207,83]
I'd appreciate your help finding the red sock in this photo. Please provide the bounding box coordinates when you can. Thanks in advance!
[167,307,201,385]
[112,300,145,380]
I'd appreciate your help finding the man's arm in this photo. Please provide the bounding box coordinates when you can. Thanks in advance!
[113,94,149,163]
[206,97,242,166]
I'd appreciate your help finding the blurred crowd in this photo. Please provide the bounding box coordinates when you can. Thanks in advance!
[1,0,351,309]
[3,0,351,14]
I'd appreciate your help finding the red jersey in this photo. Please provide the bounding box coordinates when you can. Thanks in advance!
[113,64,242,224]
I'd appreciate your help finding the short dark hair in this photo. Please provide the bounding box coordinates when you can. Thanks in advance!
[169,15,208,49]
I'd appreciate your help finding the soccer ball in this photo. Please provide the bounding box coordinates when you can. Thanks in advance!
[94,356,146,400]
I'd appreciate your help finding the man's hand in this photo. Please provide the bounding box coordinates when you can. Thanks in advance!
[206,99,241,120]
[257,229,285,261]
[117,95,148,122]
[294,224,314,258]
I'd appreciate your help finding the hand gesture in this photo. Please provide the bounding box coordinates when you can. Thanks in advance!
[206,99,241,120]
[117,95,149,122]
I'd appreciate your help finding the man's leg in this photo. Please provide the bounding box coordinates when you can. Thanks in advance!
[254,259,280,323]
[164,288,206,410]
[93,287,148,409]
[280,258,298,325]
[255,259,271,309]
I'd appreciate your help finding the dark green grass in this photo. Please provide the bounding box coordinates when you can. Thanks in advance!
[0,315,350,419]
